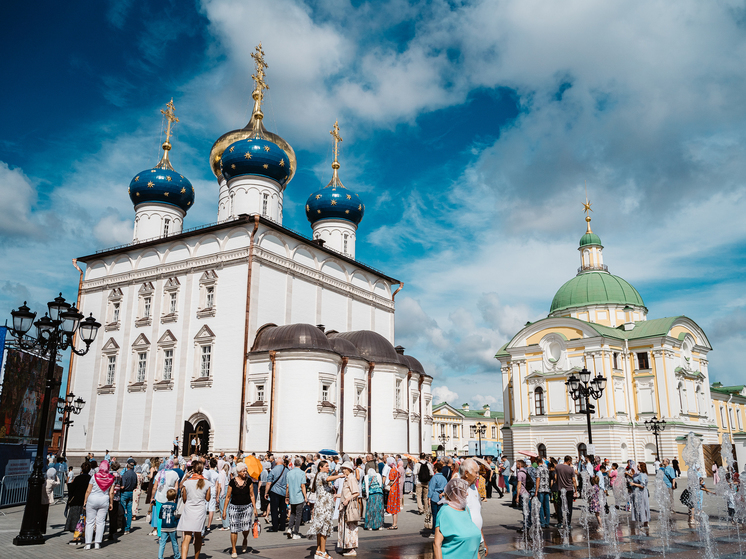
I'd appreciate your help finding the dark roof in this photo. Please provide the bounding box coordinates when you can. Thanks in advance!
[251,323,333,353]
[76,214,399,283]
[331,330,400,365]
[401,355,425,375]
[328,336,360,358]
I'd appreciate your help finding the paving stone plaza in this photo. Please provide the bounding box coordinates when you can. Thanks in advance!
[2,479,744,558]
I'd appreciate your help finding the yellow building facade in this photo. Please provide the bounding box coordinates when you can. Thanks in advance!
[496,212,718,467]
[432,402,503,456]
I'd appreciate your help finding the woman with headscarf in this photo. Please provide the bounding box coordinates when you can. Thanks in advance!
[151,458,179,538]
[385,457,402,529]
[433,478,481,559]
[337,462,361,556]
[178,461,211,559]
[132,462,144,519]
[222,462,256,558]
[39,467,60,534]
[362,467,384,530]
[629,462,650,526]
[145,457,159,524]
[65,461,92,545]
[307,459,344,559]
[83,459,115,550]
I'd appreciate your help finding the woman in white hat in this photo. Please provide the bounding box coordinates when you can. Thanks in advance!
[337,461,360,557]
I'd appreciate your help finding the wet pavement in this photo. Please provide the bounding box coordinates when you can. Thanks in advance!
[2,485,745,558]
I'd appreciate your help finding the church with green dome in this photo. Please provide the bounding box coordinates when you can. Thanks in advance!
[494,206,730,470]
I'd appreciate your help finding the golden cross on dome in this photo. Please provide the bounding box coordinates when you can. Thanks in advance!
[582,182,593,232]
[330,120,343,167]
[251,42,269,100]
[161,99,179,146]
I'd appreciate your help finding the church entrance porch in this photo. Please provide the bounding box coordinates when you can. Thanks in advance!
[183,416,211,456]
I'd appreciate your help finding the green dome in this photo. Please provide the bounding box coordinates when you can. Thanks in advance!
[579,232,602,247]
[550,271,645,314]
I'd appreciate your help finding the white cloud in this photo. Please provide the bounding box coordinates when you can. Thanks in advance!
[473,394,497,408]
[0,162,38,237]
[432,385,458,405]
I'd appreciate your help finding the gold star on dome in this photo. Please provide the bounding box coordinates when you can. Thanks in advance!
[264,145,270,152]
[279,159,285,167]
[358,204,362,210]
[582,199,593,214]
[345,210,349,214]
[229,146,235,153]
[316,194,322,199]
[164,192,169,197]
[231,164,236,169]
[263,164,268,169]
[166,176,172,181]
[181,187,186,193]
[331,200,337,205]
[136,192,140,197]
[128,187,130,194]
[180,175,184,179]
[346,194,351,200]
[191,186,194,193]
[244,152,252,159]
[306,204,310,211]
[317,210,321,214]
[187,201,191,205]
[147,181,154,188]
[151,169,156,173]
[134,176,139,182]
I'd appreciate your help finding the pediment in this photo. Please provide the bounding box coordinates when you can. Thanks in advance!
[102,338,120,351]
[132,333,151,347]
[108,288,123,300]
[200,270,218,283]
[164,277,181,289]
[138,282,155,294]
[194,325,216,341]
[158,329,177,345]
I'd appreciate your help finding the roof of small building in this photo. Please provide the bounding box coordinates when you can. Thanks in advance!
[330,330,400,365]
[710,383,745,395]
[251,323,333,353]
[432,402,504,420]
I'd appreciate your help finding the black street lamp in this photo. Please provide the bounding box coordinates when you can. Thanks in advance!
[566,367,606,459]
[438,433,450,456]
[475,421,487,456]
[57,393,86,459]
[9,295,100,546]
[644,415,667,461]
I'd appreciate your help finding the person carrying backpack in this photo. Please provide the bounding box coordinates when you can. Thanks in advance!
[414,454,433,515]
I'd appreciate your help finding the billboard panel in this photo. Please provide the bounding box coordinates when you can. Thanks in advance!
[0,349,62,446]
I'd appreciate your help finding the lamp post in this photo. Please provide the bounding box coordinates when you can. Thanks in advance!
[57,393,86,459]
[566,367,606,460]
[475,422,487,456]
[438,433,450,456]
[8,295,100,546]
[644,416,667,461]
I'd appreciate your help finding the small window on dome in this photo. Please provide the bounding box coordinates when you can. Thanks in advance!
[163,218,170,236]
[262,193,269,216]
[343,234,348,255]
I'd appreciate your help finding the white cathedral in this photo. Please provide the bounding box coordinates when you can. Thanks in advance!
[66,46,433,458]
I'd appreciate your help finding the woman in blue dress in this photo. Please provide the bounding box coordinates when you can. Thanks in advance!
[362,468,384,530]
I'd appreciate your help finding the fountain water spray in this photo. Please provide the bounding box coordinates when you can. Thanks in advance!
[683,431,717,559]
[529,495,545,559]
[560,489,571,546]
[717,438,743,555]
[599,483,621,559]
[521,492,531,550]
[579,471,592,559]
[654,468,672,555]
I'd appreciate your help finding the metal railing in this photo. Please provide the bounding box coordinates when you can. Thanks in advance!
[578,264,608,273]
[0,474,65,508]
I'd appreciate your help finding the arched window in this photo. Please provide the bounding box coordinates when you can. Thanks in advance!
[721,406,727,428]
[578,443,587,458]
[534,387,545,416]
[678,382,686,413]
[738,408,743,431]
[537,443,547,459]
[163,218,170,236]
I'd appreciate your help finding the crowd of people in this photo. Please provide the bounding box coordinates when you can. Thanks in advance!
[36,448,741,559]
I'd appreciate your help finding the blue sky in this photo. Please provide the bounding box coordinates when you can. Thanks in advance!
[2,0,746,410]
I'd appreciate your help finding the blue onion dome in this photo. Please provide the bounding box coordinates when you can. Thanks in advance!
[220,137,291,188]
[305,121,364,226]
[128,146,194,214]
[208,44,296,182]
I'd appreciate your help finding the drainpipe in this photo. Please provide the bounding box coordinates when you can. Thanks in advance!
[339,357,348,454]
[625,339,639,463]
[268,350,277,453]
[406,371,412,453]
[367,362,375,453]
[727,394,734,443]
[392,283,404,300]
[62,259,84,456]
[418,375,424,455]
[238,215,260,452]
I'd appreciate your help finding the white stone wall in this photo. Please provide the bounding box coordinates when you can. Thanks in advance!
[133,203,185,242]
[312,219,358,259]
[68,218,407,457]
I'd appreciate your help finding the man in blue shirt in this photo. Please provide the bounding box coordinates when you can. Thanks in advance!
[285,458,307,539]
[427,463,448,537]
[120,459,139,534]
[265,457,288,533]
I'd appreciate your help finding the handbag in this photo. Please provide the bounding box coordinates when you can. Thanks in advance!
[74,512,86,538]
[680,488,693,508]
[344,501,361,523]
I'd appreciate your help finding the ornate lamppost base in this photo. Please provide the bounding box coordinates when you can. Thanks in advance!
[13,532,45,546]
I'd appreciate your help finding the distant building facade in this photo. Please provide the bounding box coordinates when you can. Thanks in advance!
[432,402,503,456]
